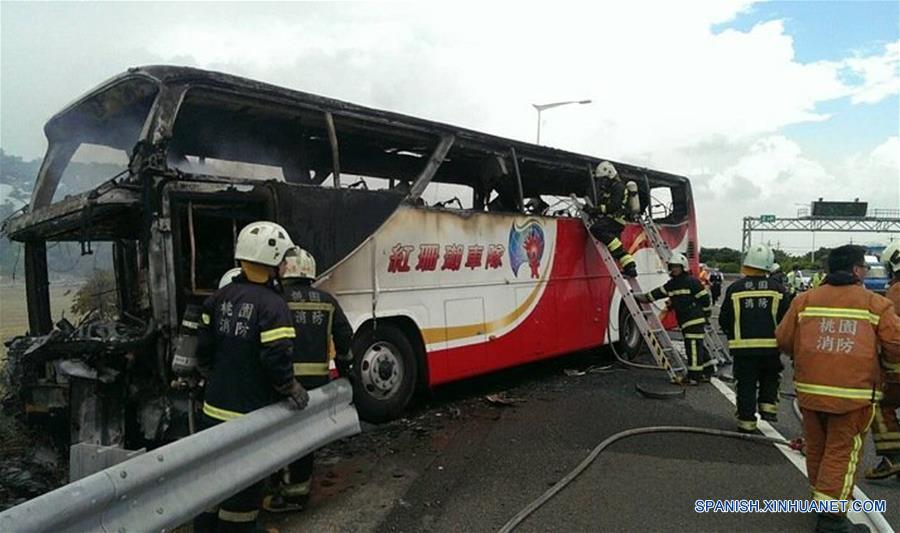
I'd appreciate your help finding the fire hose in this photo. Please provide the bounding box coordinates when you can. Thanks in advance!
[498,426,795,533]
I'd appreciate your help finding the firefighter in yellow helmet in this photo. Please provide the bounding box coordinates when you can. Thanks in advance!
[864,241,900,480]
[263,246,354,513]
[586,161,641,278]
[193,221,308,533]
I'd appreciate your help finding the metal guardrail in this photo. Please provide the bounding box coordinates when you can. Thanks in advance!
[0,379,360,533]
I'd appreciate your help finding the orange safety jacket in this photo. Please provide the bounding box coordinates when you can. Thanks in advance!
[775,272,900,414]
[885,281,900,384]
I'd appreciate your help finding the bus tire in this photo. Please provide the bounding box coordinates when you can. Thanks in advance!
[617,304,645,360]
[352,324,418,423]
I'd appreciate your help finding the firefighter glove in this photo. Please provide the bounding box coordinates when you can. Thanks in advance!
[286,380,310,410]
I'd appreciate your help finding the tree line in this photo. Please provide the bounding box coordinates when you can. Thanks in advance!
[700,246,833,273]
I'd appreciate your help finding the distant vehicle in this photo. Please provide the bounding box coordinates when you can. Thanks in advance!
[863,254,889,294]
[798,270,815,290]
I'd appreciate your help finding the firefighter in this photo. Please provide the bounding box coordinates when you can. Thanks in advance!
[587,161,641,278]
[263,246,354,513]
[709,268,724,303]
[811,270,826,289]
[194,221,309,533]
[719,244,789,432]
[635,252,715,383]
[770,262,786,286]
[776,245,900,533]
[865,240,900,480]
[786,264,804,295]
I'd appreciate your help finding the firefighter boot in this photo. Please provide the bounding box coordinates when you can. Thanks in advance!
[864,456,900,480]
[815,513,870,533]
[263,493,308,513]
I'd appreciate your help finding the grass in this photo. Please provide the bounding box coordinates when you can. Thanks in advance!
[0,284,78,360]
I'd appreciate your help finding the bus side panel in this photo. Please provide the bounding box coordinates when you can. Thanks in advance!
[426,219,605,384]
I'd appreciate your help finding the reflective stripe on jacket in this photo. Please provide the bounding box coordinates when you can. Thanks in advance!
[281,280,353,388]
[775,276,900,413]
[719,275,789,354]
[647,272,710,329]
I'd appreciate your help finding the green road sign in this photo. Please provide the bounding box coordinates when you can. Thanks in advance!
[760,215,776,222]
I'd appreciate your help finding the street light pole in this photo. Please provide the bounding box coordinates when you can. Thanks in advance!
[532,99,592,144]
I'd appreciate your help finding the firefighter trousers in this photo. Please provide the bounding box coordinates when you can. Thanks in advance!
[194,414,264,533]
[872,382,900,459]
[277,452,315,501]
[801,404,875,507]
[733,351,783,426]
[589,217,635,269]
[682,325,714,381]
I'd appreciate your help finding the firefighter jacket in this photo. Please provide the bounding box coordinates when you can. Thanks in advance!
[588,178,629,224]
[885,281,900,383]
[197,275,296,421]
[775,271,900,414]
[647,272,711,329]
[281,280,353,388]
[718,275,789,355]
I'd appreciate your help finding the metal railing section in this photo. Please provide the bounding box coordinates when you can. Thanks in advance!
[0,379,360,533]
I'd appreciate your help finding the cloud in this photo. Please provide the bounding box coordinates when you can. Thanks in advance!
[1,1,897,248]
[690,134,899,246]
[842,42,900,104]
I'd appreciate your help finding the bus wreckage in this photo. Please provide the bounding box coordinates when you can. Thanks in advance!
[1,66,699,477]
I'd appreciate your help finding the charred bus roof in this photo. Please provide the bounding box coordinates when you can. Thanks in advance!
[5,65,691,242]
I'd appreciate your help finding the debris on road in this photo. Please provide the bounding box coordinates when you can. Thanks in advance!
[484,393,526,407]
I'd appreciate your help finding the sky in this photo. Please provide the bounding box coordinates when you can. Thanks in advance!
[1,0,898,250]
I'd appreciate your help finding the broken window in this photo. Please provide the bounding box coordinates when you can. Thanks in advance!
[421,182,474,210]
[41,77,158,205]
[174,199,268,296]
[649,183,689,224]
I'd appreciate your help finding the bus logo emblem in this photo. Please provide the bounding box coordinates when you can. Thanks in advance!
[509,220,545,279]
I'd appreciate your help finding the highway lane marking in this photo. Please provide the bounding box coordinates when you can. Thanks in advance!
[710,377,894,533]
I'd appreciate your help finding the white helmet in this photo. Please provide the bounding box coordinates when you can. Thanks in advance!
[218,267,243,289]
[234,221,294,267]
[770,262,781,274]
[668,252,689,269]
[743,244,774,271]
[282,247,317,279]
[594,161,618,180]
[883,241,900,274]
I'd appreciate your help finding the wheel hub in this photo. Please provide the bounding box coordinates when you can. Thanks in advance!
[360,341,403,399]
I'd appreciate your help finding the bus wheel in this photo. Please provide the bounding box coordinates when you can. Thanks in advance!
[617,306,645,360]
[352,324,418,423]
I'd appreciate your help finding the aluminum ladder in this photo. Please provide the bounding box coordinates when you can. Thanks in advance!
[573,199,687,383]
[637,211,732,365]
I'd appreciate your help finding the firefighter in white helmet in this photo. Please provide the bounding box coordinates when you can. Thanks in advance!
[719,244,790,432]
[586,161,641,278]
[635,253,715,383]
[218,267,243,289]
[865,240,900,480]
[193,221,308,533]
[264,246,354,513]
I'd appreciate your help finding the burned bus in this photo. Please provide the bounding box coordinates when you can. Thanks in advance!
[2,66,699,461]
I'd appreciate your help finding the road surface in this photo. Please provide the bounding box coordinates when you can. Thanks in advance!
[263,345,898,532]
